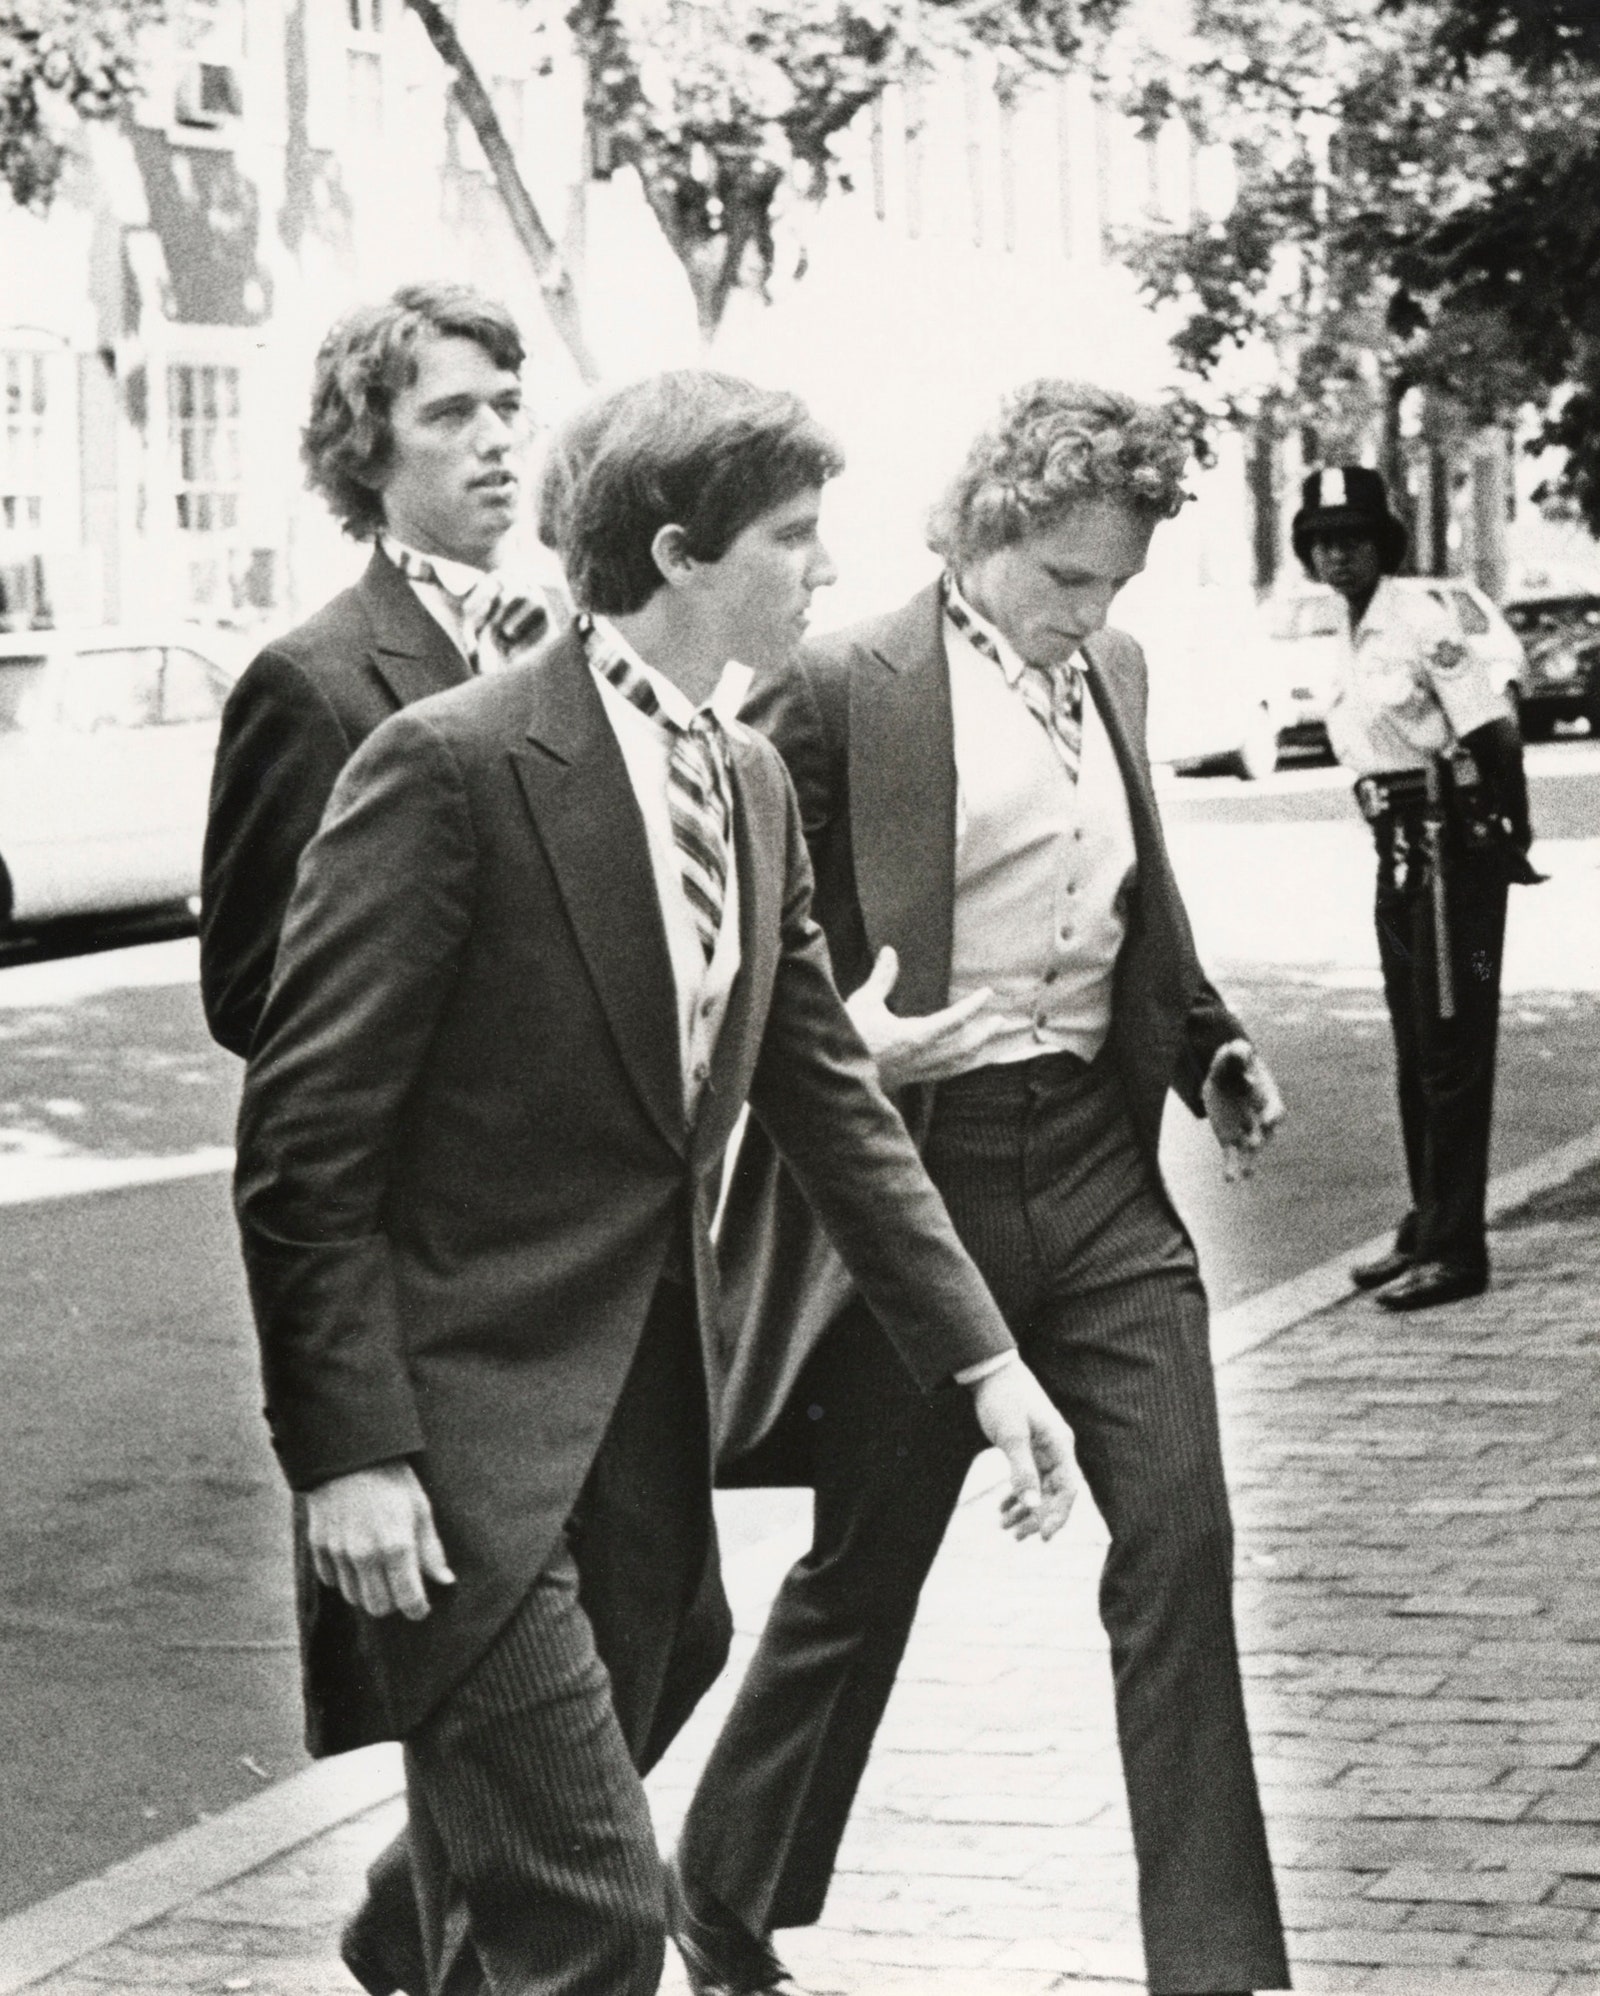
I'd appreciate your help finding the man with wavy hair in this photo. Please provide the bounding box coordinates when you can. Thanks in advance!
[670,382,1291,1996]
[200,282,552,1061]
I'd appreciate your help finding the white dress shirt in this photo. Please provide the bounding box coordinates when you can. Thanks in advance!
[943,613,1138,1072]
[586,616,750,1123]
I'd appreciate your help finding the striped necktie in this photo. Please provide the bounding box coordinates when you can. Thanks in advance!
[385,543,548,672]
[579,617,731,962]
[943,571,1084,784]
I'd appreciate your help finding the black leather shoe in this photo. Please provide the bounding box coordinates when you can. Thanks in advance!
[339,1914,417,1996]
[665,1859,797,1996]
[1350,1245,1413,1291]
[1374,1260,1488,1311]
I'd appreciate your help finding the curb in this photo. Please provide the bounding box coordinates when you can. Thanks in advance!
[6,1120,1599,1990]
[0,1747,402,1995]
[1208,1118,1600,1368]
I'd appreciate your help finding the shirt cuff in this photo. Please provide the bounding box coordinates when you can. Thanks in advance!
[954,1349,1020,1388]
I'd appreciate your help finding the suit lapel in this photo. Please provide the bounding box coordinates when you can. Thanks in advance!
[850,583,957,1015]
[1081,632,1164,890]
[510,631,686,1155]
[357,547,475,709]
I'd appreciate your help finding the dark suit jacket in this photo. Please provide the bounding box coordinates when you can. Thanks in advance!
[234,624,1015,1752]
[713,581,1247,1477]
[200,547,472,1058]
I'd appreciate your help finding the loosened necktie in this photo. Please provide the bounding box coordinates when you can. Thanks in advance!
[943,572,1084,784]
[387,545,548,672]
[579,617,731,963]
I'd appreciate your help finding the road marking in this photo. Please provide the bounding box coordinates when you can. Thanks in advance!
[0,1146,234,1208]
[4,1118,1598,1989]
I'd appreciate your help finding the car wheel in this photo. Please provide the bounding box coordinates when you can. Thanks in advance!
[1230,705,1280,782]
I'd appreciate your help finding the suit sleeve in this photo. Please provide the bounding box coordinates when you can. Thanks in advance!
[233,709,476,1491]
[1173,977,1251,1117]
[200,650,357,1059]
[744,767,1014,1389]
[740,652,841,840]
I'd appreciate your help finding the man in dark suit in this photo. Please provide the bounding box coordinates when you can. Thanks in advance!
[200,282,553,1060]
[200,282,557,1991]
[673,382,1292,1996]
[232,369,1076,1996]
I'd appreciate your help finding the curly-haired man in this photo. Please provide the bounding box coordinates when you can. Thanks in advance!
[199,282,553,1062]
[668,381,1292,1996]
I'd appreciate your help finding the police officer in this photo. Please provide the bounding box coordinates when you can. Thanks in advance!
[1292,466,1538,1310]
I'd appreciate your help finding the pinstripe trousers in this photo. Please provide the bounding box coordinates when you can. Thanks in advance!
[376,1275,731,1996]
[677,1050,1289,1995]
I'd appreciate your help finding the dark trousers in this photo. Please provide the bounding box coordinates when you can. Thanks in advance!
[1373,817,1509,1272]
[677,1053,1288,1995]
[347,1276,732,1996]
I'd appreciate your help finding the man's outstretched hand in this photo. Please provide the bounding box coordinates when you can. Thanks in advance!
[846,946,1009,1089]
[304,1460,456,1620]
[968,1357,1078,1541]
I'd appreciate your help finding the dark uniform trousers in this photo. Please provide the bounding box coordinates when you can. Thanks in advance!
[353,1273,733,1996]
[678,1051,1289,1996]
[1373,812,1509,1275]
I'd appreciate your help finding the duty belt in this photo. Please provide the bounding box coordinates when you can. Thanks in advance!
[1353,769,1428,822]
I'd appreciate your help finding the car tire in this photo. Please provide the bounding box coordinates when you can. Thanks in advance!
[1230,705,1280,782]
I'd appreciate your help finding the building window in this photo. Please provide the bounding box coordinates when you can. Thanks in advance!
[169,363,241,534]
[1,353,47,537]
[173,0,245,134]
[347,0,387,137]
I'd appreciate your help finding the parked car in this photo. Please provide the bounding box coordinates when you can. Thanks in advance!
[0,628,236,927]
[1500,588,1600,738]
[1136,585,1292,781]
[1263,579,1528,758]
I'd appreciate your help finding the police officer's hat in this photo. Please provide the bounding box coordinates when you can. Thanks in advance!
[1291,465,1408,575]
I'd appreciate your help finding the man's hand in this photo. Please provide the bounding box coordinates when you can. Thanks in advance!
[967,1356,1078,1541]
[1202,1038,1286,1183]
[846,946,1008,1089]
[304,1461,456,1621]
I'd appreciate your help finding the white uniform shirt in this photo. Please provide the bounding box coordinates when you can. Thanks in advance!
[1325,577,1509,775]
[943,613,1138,1072]
[587,616,748,1122]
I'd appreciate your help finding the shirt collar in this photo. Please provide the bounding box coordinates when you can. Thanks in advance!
[943,571,1029,686]
[586,613,753,729]
[380,532,490,602]
[1348,576,1400,636]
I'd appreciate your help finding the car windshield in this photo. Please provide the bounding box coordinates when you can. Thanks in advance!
[0,658,49,731]
[1272,596,1344,640]
[1504,595,1600,636]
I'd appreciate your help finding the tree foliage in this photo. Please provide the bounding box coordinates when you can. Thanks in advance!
[1,0,162,209]
[567,0,1127,338]
[1112,0,1600,534]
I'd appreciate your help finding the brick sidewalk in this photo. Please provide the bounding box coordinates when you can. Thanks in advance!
[16,1175,1600,1996]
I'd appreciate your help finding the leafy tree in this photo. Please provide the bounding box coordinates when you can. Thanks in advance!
[1,0,163,209]
[1113,0,1600,546]
[1381,0,1600,535]
[567,0,1127,339]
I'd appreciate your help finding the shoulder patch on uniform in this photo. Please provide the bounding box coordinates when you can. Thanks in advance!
[1430,637,1468,673]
